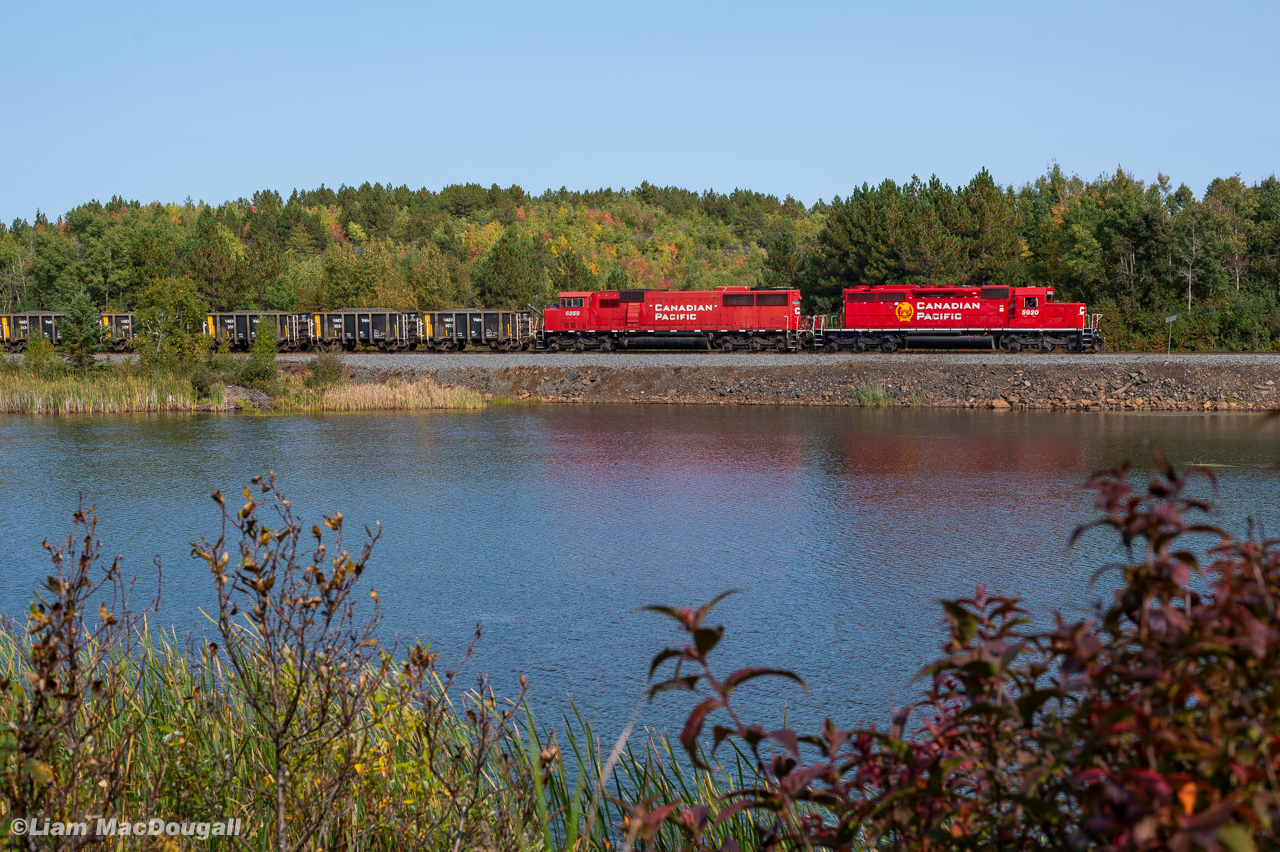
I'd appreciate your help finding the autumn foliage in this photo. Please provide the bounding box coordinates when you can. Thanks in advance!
[640,454,1280,851]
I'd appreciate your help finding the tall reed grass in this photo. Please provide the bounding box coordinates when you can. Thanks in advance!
[0,623,747,851]
[0,370,222,413]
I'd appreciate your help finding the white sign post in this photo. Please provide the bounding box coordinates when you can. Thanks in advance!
[1166,315,1178,354]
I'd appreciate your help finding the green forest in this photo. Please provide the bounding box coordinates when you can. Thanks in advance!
[2,165,1278,350]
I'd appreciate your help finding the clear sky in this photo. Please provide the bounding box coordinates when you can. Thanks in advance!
[2,0,1276,223]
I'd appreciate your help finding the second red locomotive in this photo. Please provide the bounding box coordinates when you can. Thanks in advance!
[541,286,805,351]
[818,285,1103,353]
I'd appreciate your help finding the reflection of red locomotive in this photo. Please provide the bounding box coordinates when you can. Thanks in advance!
[541,287,805,351]
[818,285,1103,353]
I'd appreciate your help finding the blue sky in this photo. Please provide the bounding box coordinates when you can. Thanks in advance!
[2,0,1276,222]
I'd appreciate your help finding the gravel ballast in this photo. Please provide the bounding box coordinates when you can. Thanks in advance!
[277,351,1280,412]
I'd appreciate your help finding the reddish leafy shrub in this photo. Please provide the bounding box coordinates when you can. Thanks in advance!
[640,453,1280,851]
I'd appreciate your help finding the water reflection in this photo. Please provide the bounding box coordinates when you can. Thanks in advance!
[0,407,1276,737]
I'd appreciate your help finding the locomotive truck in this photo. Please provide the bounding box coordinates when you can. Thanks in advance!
[816,285,1103,353]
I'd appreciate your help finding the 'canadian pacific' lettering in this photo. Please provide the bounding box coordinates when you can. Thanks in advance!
[654,303,713,321]
[915,300,979,322]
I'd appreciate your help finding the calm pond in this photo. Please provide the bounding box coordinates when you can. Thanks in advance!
[1,406,1276,735]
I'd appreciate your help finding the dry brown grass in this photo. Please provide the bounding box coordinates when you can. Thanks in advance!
[278,376,485,411]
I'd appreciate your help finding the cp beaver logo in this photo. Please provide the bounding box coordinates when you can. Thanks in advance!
[895,301,914,322]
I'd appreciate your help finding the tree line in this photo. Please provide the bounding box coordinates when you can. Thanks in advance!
[2,166,1277,349]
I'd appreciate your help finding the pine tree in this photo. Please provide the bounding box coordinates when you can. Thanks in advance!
[187,210,248,310]
[605,267,630,290]
[763,231,802,289]
[473,230,545,308]
[60,289,106,372]
[549,249,597,292]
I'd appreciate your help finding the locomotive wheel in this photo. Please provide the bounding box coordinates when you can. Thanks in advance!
[749,337,764,352]
[881,337,900,353]
[1039,340,1053,353]
[1004,338,1022,353]
[599,337,615,352]
[854,339,867,353]
[1067,338,1082,353]
[825,340,839,352]
[574,338,586,352]
[549,340,561,352]
[721,339,734,352]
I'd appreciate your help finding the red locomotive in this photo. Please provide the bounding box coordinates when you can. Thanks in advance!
[541,286,805,351]
[819,285,1103,353]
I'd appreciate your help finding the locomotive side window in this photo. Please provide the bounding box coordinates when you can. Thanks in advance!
[723,294,753,306]
[1023,297,1038,308]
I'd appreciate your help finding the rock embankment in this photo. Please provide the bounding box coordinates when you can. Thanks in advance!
[310,353,1280,412]
[223,384,273,410]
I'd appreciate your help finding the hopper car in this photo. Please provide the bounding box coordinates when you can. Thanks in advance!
[0,312,62,351]
[421,310,535,351]
[206,312,315,350]
[102,313,135,350]
[309,310,422,351]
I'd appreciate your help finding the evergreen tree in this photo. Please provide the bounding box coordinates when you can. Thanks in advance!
[187,210,247,310]
[549,249,596,291]
[473,230,545,308]
[59,289,106,372]
[763,231,802,289]
[605,267,630,290]
[238,317,278,386]
[244,236,284,307]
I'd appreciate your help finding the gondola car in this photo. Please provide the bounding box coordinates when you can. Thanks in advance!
[817,285,1103,353]
[540,287,805,351]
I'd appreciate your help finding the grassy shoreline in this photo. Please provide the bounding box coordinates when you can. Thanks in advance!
[0,364,484,415]
[0,370,224,414]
